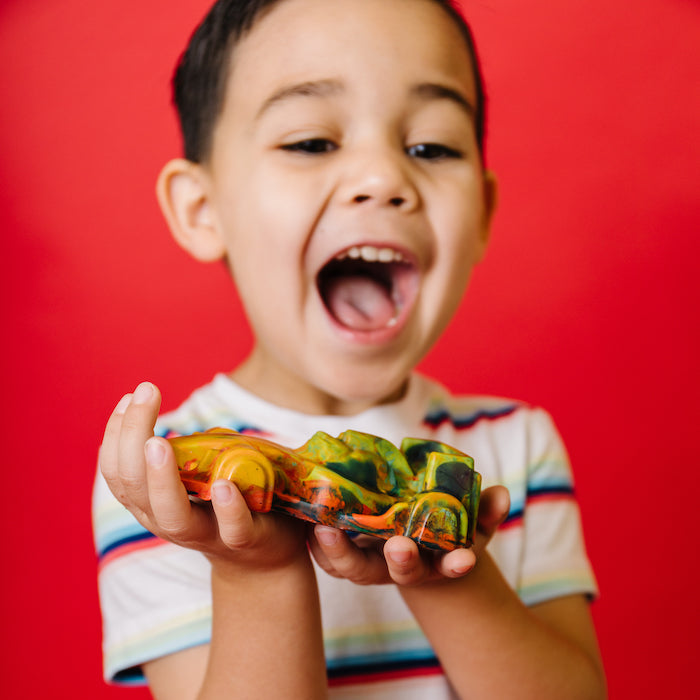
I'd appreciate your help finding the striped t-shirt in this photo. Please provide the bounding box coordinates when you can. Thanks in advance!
[93,372,597,696]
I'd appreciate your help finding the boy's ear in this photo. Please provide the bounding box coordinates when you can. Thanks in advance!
[156,159,226,262]
[476,169,499,261]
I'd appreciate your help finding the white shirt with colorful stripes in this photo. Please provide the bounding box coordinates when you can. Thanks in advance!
[93,372,598,696]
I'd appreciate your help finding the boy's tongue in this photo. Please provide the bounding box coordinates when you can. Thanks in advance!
[324,274,395,331]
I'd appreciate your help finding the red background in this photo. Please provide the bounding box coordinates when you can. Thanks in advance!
[1,0,697,697]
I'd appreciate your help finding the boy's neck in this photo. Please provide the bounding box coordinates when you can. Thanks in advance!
[230,353,409,417]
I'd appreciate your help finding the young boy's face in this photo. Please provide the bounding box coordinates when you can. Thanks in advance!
[187,0,496,414]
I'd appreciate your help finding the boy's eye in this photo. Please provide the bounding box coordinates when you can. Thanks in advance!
[281,138,337,154]
[406,143,462,160]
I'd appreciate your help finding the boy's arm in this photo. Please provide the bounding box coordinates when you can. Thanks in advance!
[310,488,606,700]
[142,551,326,700]
[100,384,328,699]
[400,555,605,700]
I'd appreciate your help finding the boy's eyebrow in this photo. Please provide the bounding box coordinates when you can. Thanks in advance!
[256,79,344,120]
[411,82,476,118]
[254,79,475,121]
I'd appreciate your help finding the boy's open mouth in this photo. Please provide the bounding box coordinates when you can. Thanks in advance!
[317,245,419,332]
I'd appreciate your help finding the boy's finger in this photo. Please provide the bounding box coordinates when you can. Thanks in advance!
[100,393,133,497]
[145,436,207,541]
[307,530,338,576]
[434,547,476,579]
[117,382,161,511]
[383,537,429,585]
[469,485,510,558]
[476,485,510,538]
[210,480,259,550]
[313,526,386,585]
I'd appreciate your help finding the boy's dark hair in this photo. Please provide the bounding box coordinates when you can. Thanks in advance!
[173,0,486,164]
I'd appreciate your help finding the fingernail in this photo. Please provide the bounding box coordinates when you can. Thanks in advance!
[145,438,166,467]
[132,382,154,405]
[450,561,472,575]
[387,548,411,564]
[212,480,234,505]
[114,394,132,415]
[449,550,475,576]
[316,527,338,546]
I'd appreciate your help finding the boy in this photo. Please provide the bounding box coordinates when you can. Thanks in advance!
[95,0,606,697]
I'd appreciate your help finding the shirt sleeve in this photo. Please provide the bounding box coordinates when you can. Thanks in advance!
[92,470,213,685]
[515,408,598,606]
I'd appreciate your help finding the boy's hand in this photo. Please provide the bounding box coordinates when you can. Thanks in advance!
[309,486,510,586]
[100,382,309,571]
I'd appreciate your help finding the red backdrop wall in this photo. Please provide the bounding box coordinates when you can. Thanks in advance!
[1,1,697,697]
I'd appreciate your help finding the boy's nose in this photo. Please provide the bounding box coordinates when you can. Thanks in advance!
[340,149,419,212]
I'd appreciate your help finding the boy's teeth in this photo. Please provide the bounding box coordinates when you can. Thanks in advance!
[335,245,404,263]
[361,245,379,262]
